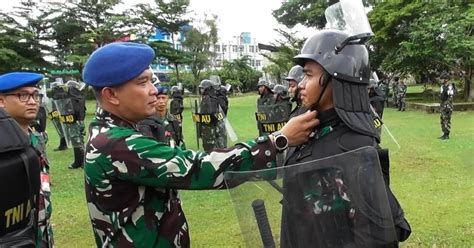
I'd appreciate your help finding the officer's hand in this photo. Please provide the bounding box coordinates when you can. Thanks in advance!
[280,111,319,146]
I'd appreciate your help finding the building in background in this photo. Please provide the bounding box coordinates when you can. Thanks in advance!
[211,32,268,71]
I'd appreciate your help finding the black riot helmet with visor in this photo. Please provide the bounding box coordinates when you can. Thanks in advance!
[294,0,377,138]
[199,79,214,95]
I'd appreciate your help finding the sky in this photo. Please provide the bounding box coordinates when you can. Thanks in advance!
[1,0,314,44]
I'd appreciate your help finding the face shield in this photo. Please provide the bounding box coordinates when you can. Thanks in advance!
[325,0,373,53]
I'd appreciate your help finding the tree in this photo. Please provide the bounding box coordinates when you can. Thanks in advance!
[182,15,218,93]
[133,0,191,82]
[259,29,304,84]
[218,56,261,92]
[0,0,56,72]
[49,0,136,72]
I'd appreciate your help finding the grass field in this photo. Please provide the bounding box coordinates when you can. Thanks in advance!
[45,93,473,247]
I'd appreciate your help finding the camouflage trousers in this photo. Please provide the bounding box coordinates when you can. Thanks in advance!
[440,104,453,135]
[201,121,226,153]
[397,95,406,110]
[63,122,85,148]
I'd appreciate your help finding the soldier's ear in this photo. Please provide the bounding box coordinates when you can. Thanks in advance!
[0,94,5,107]
[101,87,120,106]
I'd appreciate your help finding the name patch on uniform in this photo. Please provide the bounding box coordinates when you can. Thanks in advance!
[259,121,287,133]
[59,114,75,124]
[174,114,182,121]
[373,116,383,129]
[192,113,224,124]
[47,110,59,120]
[255,112,268,121]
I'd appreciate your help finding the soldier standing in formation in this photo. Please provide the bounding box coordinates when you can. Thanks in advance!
[49,81,69,151]
[138,85,185,148]
[0,72,54,247]
[438,72,456,140]
[64,81,86,169]
[285,65,307,119]
[81,42,317,247]
[197,79,227,152]
[396,78,407,111]
[282,27,410,246]
[256,79,274,106]
[169,85,184,122]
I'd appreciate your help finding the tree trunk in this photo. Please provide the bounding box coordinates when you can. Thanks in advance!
[174,63,180,82]
[464,65,473,101]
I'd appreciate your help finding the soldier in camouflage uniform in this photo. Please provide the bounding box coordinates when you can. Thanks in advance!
[169,86,184,122]
[138,85,185,148]
[49,82,68,151]
[81,42,317,247]
[285,65,307,119]
[0,72,54,247]
[396,79,407,111]
[438,72,456,140]
[63,81,86,169]
[197,79,227,152]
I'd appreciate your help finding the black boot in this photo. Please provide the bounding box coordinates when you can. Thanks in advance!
[54,137,68,151]
[440,134,450,140]
[68,147,84,169]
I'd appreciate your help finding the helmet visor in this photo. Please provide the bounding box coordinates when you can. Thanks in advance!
[325,0,372,36]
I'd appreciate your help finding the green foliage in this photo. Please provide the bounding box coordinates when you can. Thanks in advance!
[217,56,262,92]
[0,1,54,72]
[182,15,218,93]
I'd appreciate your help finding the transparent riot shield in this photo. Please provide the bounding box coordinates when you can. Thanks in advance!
[256,102,291,134]
[53,98,75,146]
[224,146,396,248]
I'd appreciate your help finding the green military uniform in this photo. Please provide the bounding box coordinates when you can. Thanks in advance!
[30,129,54,248]
[439,81,455,139]
[159,111,185,149]
[84,109,277,247]
[396,82,407,111]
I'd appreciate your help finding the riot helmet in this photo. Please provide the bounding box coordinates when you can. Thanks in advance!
[293,0,377,138]
[66,80,85,90]
[440,71,451,80]
[256,79,268,87]
[199,79,214,95]
[171,85,180,93]
[285,65,304,83]
[273,84,288,97]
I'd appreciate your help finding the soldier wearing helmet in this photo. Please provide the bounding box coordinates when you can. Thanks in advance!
[256,79,274,106]
[197,79,227,152]
[169,85,184,122]
[281,2,410,246]
[64,80,87,169]
[284,65,307,118]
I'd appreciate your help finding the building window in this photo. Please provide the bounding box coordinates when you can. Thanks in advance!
[232,45,238,52]
[223,45,227,53]
[250,60,255,66]
[239,45,244,52]
[249,45,254,53]
[215,45,220,52]
[256,60,261,67]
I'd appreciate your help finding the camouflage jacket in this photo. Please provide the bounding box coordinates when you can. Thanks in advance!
[159,111,185,149]
[30,130,54,248]
[84,108,277,247]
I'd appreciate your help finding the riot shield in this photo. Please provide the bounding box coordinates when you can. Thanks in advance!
[224,146,396,248]
[53,98,75,146]
[256,102,291,134]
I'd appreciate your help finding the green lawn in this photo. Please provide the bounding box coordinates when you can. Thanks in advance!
[46,94,474,247]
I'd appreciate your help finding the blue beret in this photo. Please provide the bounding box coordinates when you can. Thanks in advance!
[155,85,168,95]
[0,72,43,92]
[83,42,155,87]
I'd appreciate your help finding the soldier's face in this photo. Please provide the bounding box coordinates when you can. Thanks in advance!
[258,85,266,95]
[0,86,40,125]
[110,69,158,122]
[288,80,298,98]
[299,61,333,111]
[155,94,168,112]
